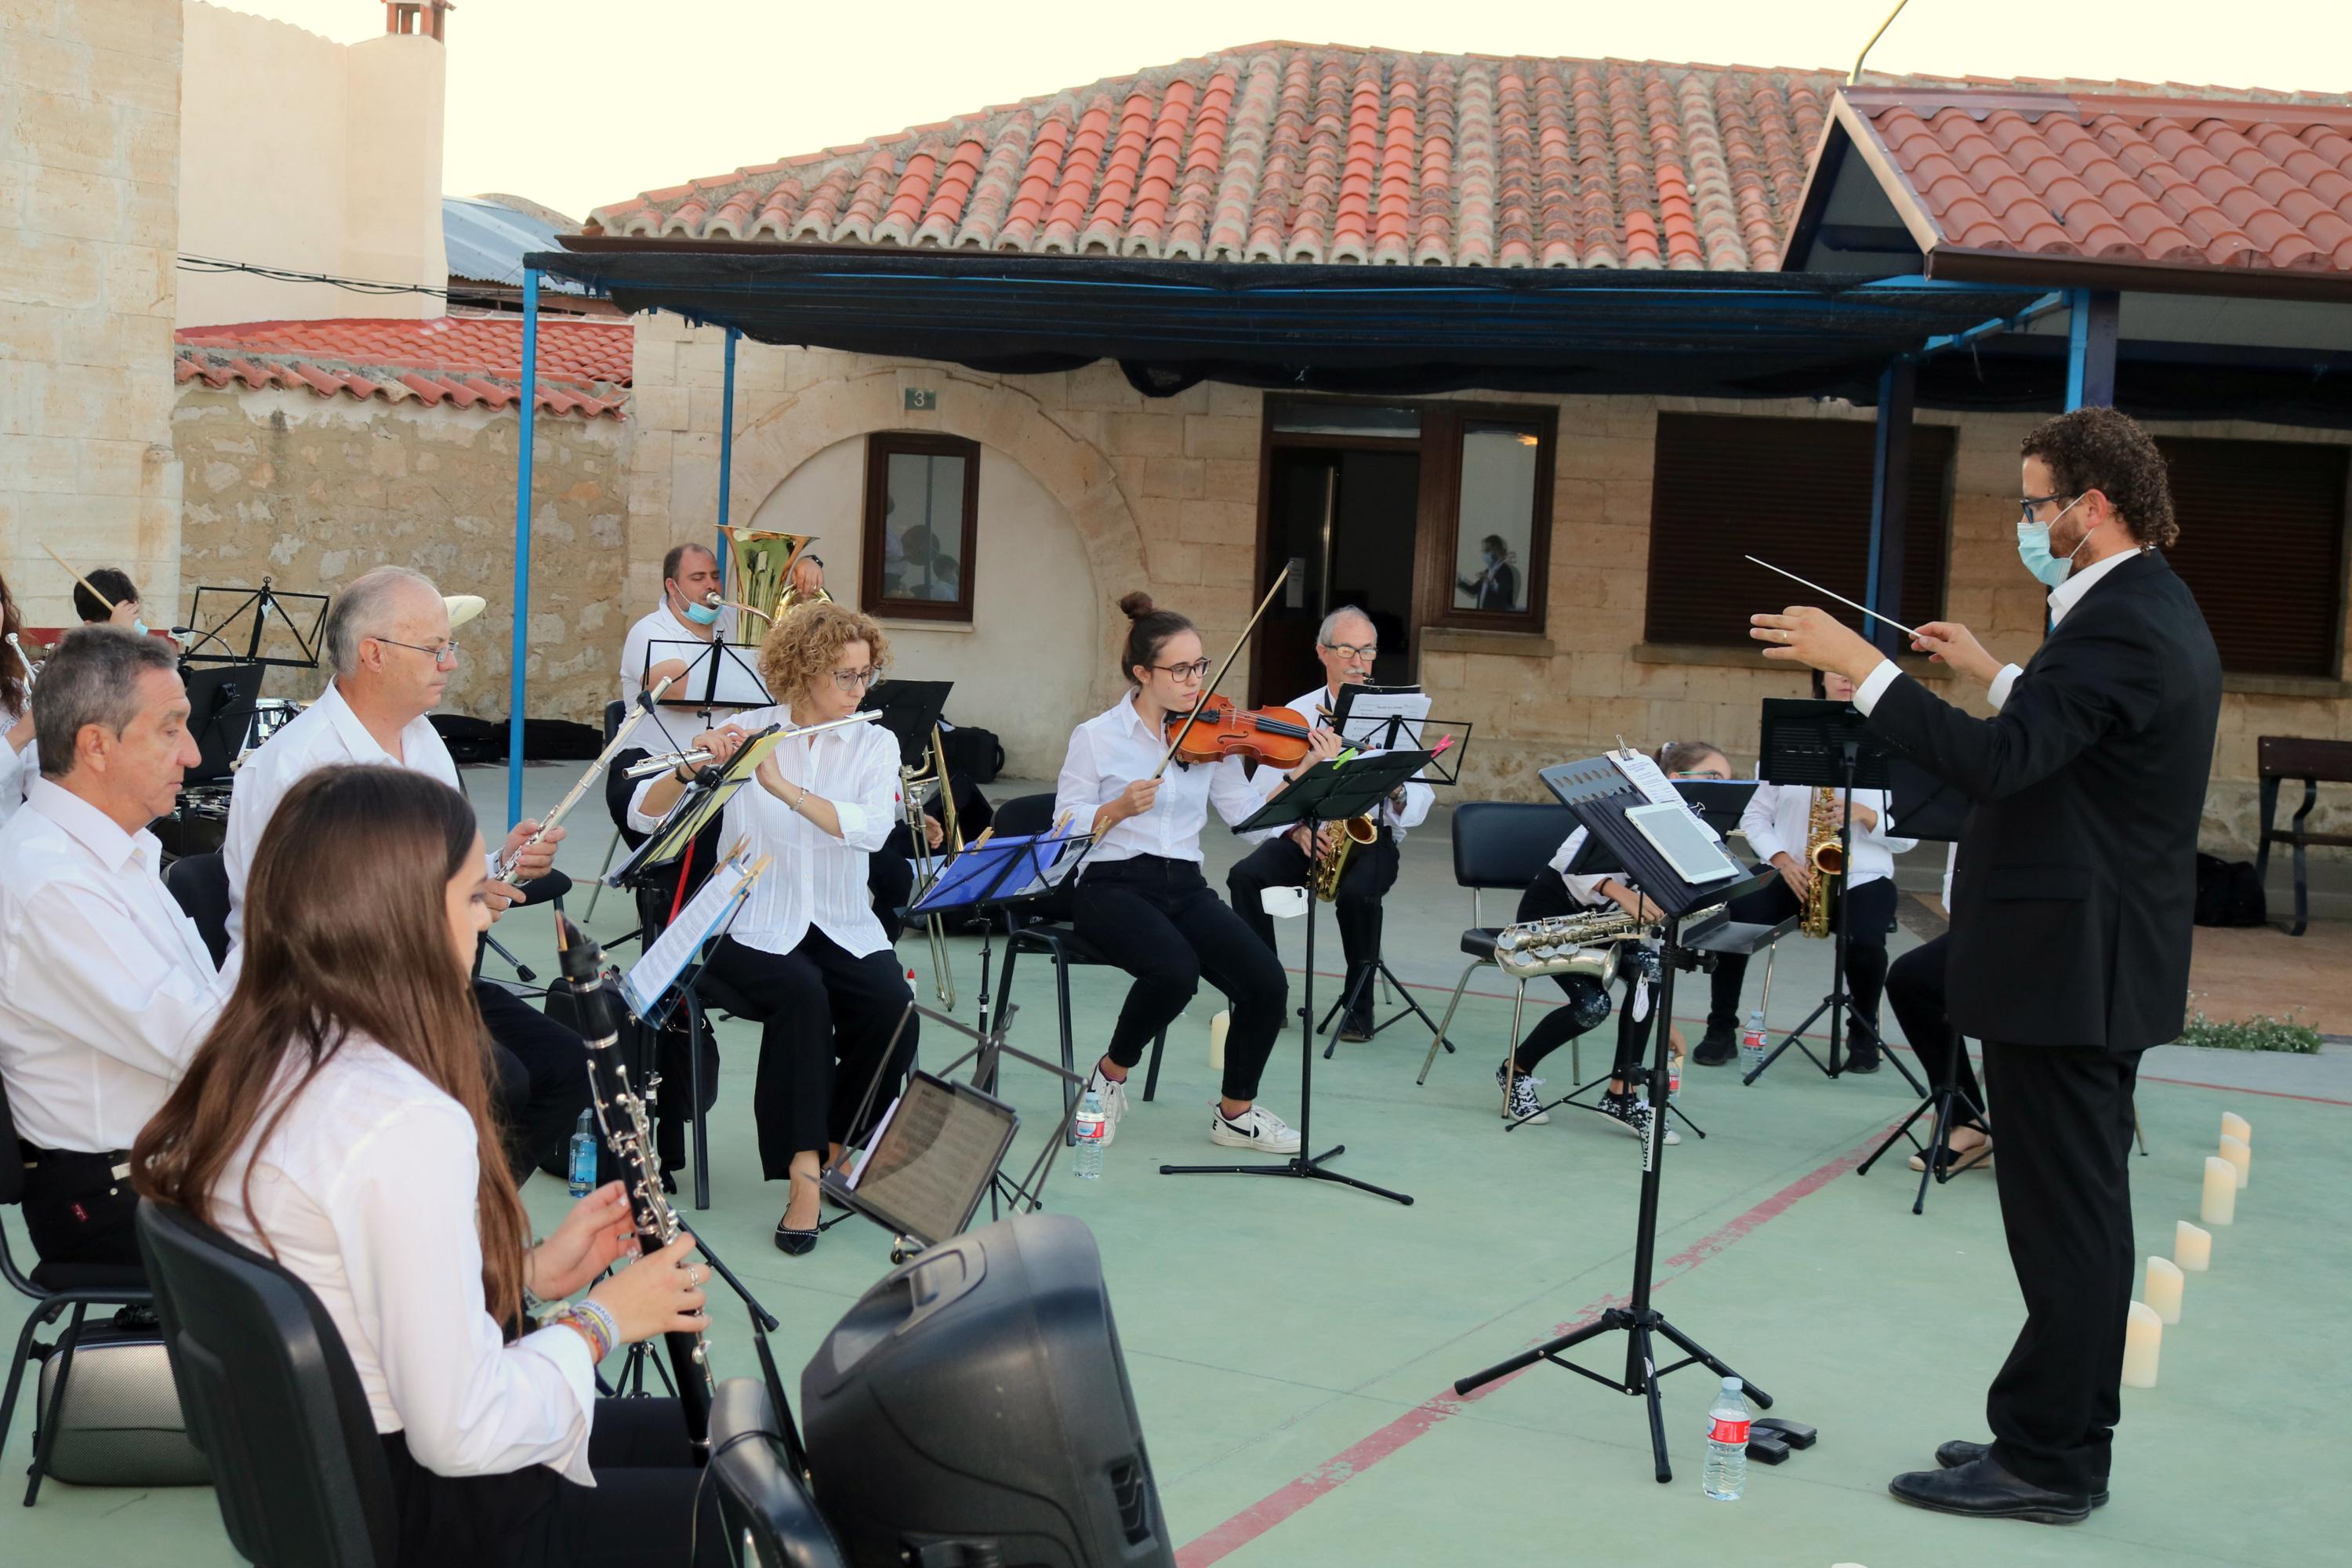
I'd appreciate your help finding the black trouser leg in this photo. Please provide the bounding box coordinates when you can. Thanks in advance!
[1979,1041,2143,1497]
[1226,835,1312,956]
[1837,878,1897,1060]
[18,1152,143,1270]
[1708,869,1795,1026]
[799,932,920,1149]
[521,1399,728,1568]
[1508,869,1613,1075]
[475,980,597,1185]
[1074,875,1202,1071]
[1884,935,1985,1131]
[706,936,832,1178]
[1333,835,1399,1016]
[1607,953,1661,1081]
[1080,858,1287,1104]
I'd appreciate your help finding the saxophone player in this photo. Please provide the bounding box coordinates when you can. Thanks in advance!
[1226,606,1432,1040]
[1693,669,1915,1071]
[1498,742,1729,1134]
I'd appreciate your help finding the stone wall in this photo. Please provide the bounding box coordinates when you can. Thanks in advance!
[174,383,630,724]
[1,0,184,626]
[622,323,2351,855]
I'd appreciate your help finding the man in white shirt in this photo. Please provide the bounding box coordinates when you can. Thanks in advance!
[1225,608,1433,1040]
[1697,667,1918,1072]
[225,565,594,1183]
[0,628,225,1268]
[619,542,746,716]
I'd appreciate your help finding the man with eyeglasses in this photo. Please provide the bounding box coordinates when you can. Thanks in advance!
[1752,406,2222,1528]
[1226,606,1431,1040]
[224,564,599,1185]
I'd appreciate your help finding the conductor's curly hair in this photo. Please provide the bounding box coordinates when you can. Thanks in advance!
[2020,408,2179,550]
[758,600,891,701]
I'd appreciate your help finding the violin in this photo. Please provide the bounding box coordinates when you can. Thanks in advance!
[1162,693,1314,769]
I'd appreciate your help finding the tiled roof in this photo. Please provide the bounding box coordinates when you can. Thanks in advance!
[1840,88,2352,272]
[172,317,633,419]
[586,42,2341,272]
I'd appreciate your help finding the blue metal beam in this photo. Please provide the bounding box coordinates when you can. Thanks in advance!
[717,328,739,577]
[2065,288,2121,408]
[1914,289,2067,361]
[506,268,538,827]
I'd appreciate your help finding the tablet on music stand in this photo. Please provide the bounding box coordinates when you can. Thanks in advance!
[827,1071,1020,1248]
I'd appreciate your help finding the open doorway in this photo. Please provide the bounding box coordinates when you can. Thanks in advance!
[1253,445,1421,708]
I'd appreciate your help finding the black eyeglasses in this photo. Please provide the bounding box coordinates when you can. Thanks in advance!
[2017,492,2078,525]
[1320,641,1379,661]
[829,666,883,691]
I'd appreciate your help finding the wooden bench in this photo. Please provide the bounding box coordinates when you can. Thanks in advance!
[2256,736,2352,936]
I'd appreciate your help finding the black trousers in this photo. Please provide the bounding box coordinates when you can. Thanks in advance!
[1507,869,1655,1081]
[1227,829,1400,1018]
[1073,856,1287,1104]
[381,1396,725,1568]
[706,929,917,1179]
[476,980,598,1186]
[1882,935,1987,1133]
[17,1145,143,1270]
[1707,869,1896,1050]
[869,843,915,938]
[1979,1041,2143,1497]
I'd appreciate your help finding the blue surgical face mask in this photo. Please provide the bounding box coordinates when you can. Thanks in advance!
[132,620,151,637]
[2016,495,2088,588]
[682,601,720,626]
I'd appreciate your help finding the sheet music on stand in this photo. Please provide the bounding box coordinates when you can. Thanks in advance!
[908,824,1087,915]
[606,724,787,886]
[1330,684,1471,786]
[644,637,772,711]
[622,849,768,1019]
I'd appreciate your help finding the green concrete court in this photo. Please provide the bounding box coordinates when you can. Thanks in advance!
[5,764,2347,1568]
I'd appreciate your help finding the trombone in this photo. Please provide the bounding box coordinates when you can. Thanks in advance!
[902,724,958,1009]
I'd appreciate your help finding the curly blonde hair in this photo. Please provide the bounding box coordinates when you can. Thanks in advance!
[758,601,891,705]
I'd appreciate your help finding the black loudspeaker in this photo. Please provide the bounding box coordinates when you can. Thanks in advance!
[801,1214,1174,1568]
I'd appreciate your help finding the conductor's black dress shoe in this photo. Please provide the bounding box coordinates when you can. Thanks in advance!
[1935,1440,2108,1506]
[1889,1455,2093,1524]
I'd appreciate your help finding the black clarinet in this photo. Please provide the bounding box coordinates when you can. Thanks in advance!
[554,914,713,1454]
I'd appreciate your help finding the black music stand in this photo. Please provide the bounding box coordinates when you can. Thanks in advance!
[181,662,264,785]
[1740,699,1926,1096]
[182,580,328,669]
[644,637,771,717]
[1160,752,1431,1207]
[858,679,953,768]
[1854,760,1991,1214]
[1314,694,1472,1058]
[1453,753,1781,1483]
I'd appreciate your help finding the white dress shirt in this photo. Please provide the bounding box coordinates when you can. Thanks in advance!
[1255,682,1436,844]
[1053,691,1283,870]
[1545,826,1622,909]
[1859,546,2152,715]
[209,1038,597,1483]
[224,681,470,956]
[1739,782,1914,890]
[0,731,32,826]
[0,778,226,1152]
[627,705,899,958]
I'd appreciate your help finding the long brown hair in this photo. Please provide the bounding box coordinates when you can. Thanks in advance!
[133,765,530,1321]
[1,570,27,720]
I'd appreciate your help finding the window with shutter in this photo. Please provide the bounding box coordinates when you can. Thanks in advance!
[2154,437,2347,679]
[1643,415,1954,648]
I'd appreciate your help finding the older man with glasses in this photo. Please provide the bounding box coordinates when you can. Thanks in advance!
[1225,605,1432,1042]
[223,564,598,1185]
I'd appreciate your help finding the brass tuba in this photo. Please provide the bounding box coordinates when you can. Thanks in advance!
[1800,786,1845,938]
[1312,815,1378,902]
[716,527,818,644]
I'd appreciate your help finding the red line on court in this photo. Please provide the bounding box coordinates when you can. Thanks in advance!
[1173,1138,1878,1566]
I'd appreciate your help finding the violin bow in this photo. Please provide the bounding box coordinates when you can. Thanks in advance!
[1147,561,1291,782]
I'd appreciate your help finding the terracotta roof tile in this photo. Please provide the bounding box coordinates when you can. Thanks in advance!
[172,318,631,419]
[1845,88,2352,272]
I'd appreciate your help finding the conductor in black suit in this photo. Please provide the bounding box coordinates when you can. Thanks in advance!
[1751,406,2222,1526]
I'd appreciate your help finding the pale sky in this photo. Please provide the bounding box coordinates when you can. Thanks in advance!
[223,1,2350,227]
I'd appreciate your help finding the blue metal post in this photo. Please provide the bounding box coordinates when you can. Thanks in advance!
[506,268,539,827]
[1863,358,1917,657]
[2065,288,2120,410]
[716,328,739,578]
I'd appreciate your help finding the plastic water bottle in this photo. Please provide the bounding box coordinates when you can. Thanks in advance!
[1738,1009,1768,1076]
[1073,1090,1107,1179]
[567,1109,597,1198]
[1703,1377,1752,1501]
[1667,1052,1684,1106]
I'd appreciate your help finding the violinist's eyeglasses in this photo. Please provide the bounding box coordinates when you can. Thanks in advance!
[1152,659,1214,681]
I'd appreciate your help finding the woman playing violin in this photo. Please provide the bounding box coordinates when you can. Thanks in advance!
[1051,593,1341,1157]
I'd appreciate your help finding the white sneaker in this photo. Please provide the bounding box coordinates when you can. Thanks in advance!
[1087,1068,1131,1147]
[1496,1062,1551,1124]
[1209,1102,1301,1153]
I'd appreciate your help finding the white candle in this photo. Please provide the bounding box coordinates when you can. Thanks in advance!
[2219,1134,2251,1190]
[2200,1156,2237,1225]
[2220,1111,2252,1146]
[2121,1301,2162,1388]
[2143,1256,2184,1324]
[2175,1221,2212,1272]
[1210,1008,1229,1071]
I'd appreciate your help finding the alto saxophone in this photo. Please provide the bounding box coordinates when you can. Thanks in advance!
[1312,815,1378,902]
[553,915,714,1453]
[1800,786,1846,939]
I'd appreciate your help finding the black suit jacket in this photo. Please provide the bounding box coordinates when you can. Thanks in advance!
[1864,550,2221,1051]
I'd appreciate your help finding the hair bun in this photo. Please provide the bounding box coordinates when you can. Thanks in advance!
[1116,591,1157,621]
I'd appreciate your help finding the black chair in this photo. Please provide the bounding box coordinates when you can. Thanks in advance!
[163,851,232,969]
[0,1075,154,1505]
[136,1200,398,1566]
[1416,802,1577,1087]
[676,967,758,1214]
[987,793,1165,1137]
[707,1378,847,1567]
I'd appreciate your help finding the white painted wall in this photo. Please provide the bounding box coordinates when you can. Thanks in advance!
[750,434,1099,777]
[175,4,446,326]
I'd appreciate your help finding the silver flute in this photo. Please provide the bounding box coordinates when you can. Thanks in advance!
[620,707,880,780]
